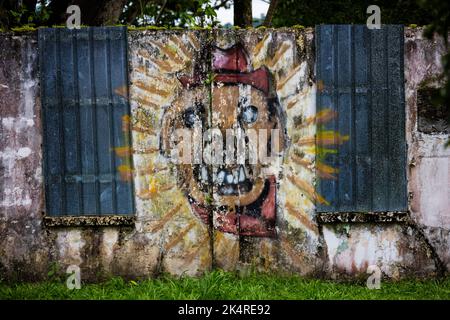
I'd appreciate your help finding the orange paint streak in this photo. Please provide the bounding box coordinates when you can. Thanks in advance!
[267,43,290,68]
[132,96,160,110]
[187,34,200,50]
[134,147,159,154]
[151,40,184,65]
[132,126,155,135]
[117,165,133,182]
[287,174,329,205]
[165,221,196,251]
[149,58,174,73]
[133,80,171,98]
[291,153,313,169]
[285,202,319,234]
[183,236,210,264]
[114,146,133,157]
[296,131,349,146]
[170,36,192,59]
[300,109,337,128]
[286,97,299,110]
[147,203,183,232]
[114,85,128,98]
[252,33,270,57]
[277,64,301,91]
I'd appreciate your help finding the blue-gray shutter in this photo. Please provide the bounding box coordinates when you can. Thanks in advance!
[39,27,134,216]
[315,25,407,212]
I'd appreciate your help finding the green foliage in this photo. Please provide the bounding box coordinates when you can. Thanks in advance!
[1,271,449,300]
[121,0,221,28]
[272,0,433,27]
[46,262,62,283]
[7,2,51,29]
[10,24,37,32]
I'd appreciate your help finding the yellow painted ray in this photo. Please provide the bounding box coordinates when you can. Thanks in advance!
[165,221,197,252]
[266,42,291,68]
[252,33,272,69]
[146,202,183,232]
[287,174,329,205]
[168,35,194,61]
[277,64,302,91]
[182,236,210,265]
[285,201,319,235]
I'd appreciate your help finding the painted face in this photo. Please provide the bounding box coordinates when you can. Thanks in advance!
[161,83,285,237]
[160,42,288,237]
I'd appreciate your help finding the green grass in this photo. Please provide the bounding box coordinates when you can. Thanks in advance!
[1,271,449,300]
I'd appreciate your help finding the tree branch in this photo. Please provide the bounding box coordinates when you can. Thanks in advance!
[126,0,154,24]
[262,0,279,27]
[212,0,231,10]
[154,0,167,25]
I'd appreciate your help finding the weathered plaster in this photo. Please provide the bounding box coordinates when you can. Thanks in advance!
[405,28,450,272]
[0,28,448,282]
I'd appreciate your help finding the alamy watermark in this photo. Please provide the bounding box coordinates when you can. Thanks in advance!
[366,5,381,29]
[169,124,282,166]
[66,5,81,30]
[66,265,81,290]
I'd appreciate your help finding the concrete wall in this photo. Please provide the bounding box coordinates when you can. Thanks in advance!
[0,28,448,281]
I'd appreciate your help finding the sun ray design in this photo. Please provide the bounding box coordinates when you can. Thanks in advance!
[285,201,319,235]
[164,221,197,252]
[182,235,210,265]
[110,32,350,270]
[249,32,350,241]
[146,202,183,233]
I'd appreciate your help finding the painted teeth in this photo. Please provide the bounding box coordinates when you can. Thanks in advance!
[200,165,208,182]
[216,170,225,184]
[238,166,245,182]
[233,170,239,184]
[214,165,247,185]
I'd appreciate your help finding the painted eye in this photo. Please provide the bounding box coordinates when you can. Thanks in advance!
[183,103,204,128]
[241,105,258,124]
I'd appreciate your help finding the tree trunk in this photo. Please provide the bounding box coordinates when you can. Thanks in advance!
[234,0,252,27]
[93,0,129,25]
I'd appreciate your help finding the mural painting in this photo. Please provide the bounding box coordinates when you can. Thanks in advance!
[160,43,287,237]
[112,31,348,272]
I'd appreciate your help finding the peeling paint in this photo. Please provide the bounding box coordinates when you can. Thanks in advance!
[0,29,449,281]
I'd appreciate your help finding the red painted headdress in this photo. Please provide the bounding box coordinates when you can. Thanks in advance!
[178,44,270,96]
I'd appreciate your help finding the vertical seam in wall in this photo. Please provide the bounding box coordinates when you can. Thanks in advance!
[208,29,215,269]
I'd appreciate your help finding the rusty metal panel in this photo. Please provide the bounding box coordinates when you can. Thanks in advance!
[39,27,134,216]
[316,25,407,212]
